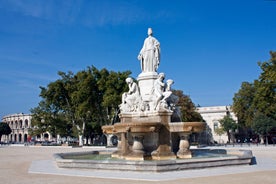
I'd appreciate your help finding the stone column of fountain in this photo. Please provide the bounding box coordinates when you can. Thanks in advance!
[110,132,124,158]
[102,28,206,161]
[177,133,192,158]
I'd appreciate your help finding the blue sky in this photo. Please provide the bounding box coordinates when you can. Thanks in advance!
[0,0,275,119]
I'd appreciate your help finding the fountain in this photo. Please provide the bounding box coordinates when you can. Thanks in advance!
[55,28,253,172]
[102,27,205,161]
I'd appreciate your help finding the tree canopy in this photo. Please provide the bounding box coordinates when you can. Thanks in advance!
[31,66,131,140]
[218,115,237,143]
[0,122,12,141]
[232,51,276,138]
[252,113,276,136]
[252,113,276,144]
[173,90,203,122]
[232,82,255,127]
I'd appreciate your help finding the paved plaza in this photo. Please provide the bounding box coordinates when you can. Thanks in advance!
[1,145,276,184]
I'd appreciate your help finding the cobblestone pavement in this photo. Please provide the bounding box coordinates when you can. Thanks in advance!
[1,145,276,184]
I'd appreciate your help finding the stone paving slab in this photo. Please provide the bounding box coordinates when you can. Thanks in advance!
[27,146,276,181]
[2,145,276,184]
[28,158,276,181]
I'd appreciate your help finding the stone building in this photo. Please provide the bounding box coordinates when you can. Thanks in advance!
[197,106,237,144]
[1,113,52,143]
[2,106,237,144]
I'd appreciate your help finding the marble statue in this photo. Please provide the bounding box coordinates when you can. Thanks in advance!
[138,28,160,73]
[163,79,179,109]
[151,74,178,110]
[120,77,142,112]
[163,79,174,104]
[119,28,178,113]
[102,27,207,162]
[152,73,165,110]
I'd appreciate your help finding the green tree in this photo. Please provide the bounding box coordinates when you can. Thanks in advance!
[232,82,255,127]
[252,51,276,120]
[214,127,225,144]
[31,71,77,141]
[0,122,12,142]
[219,115,237,143]
[30,101,71,138]
[173,90,203,122]
[252,113,276,145]
[95,68,130,124]
[233,51,276,136]
[31,66,130,145]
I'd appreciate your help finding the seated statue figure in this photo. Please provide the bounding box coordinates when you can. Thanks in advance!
[120,77,141,112]
[152,74,178,111]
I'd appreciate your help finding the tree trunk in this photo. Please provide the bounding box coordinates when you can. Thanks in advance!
[76,121,85,146]
[227,131,231,143]
[260,135,264,144]
[79,135,83,146]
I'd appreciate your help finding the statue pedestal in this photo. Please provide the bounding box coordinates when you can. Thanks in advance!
[137,72,158,102]
[119,111,172,124]
[113,111,176,161]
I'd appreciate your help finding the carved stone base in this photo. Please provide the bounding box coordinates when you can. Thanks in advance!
[177,150,192,159]
[111,151,123,159]
[124,152,147,161]
[151,145,176,160]
[177,133,192,159]
[124,133,146,161]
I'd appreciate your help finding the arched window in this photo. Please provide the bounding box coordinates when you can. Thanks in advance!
[19,134,22,142]
[44,133,49,141]
[25,119,29,128]
[19,120,23,128]
[24,134,28,142]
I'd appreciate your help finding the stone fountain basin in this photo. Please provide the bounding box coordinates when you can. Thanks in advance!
[169,122,206,133]
[116,122,163,133]
[103,122,163,134]
[102,122,206,134]
[55,149,253,172]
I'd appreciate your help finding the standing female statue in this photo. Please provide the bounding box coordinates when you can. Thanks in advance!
[138,28,161,72]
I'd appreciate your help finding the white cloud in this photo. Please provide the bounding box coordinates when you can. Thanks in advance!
[0,0,82,24]
[0,0,173,27]
[0,54,57,69]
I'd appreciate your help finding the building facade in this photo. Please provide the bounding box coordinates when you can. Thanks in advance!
[2,107,237,144]
[197,106,237,144]
[1,113,52,143]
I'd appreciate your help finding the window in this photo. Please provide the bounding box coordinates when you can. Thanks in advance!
[214,121,219,130]
[25,119,29,128]
[19,120,23,128]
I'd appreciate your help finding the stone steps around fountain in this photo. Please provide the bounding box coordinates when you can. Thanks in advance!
[55,148,253,172]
